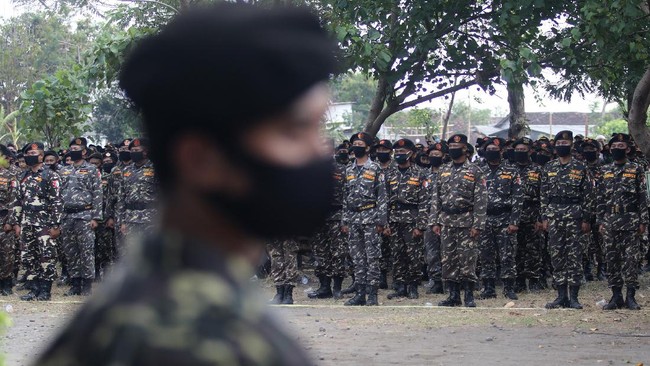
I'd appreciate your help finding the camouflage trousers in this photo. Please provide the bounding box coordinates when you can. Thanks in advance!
[548,218,583,286]
[380,232,391,272]
[95,223,115,276]
[389,222,423,284]
[516,222,543,279]
[267,239,298,286]
[0,230,16,279]
[312,221,348,278]
[582,223,604,270]
[118,221,155,259]
[424,228,442,281]
[55,237,67,274]
[603,229,641,288]
[21,225,57,282]
[540,231,552,277]
[348,224,381,286]
[440,226,479,284]
[62,219,96,280]
[479,221,517,279]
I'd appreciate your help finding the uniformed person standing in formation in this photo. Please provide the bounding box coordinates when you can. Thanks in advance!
[430,134,487,307]
[10,142,63,301]
[267,238,299,305]
[423,142,447,294]
[599,133,648,310]
[341,132,387,306]
[106,138,131,259]
[0,144,18,295]
[95,151,118,279]
[59,138,103,296]
[375,139,395,289]
[541,131,594,309]
[384,138,428,300]
[580,138,607,281]
[477,137,522,301]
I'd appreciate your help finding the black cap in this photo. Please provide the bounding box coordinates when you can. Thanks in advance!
[392,138,416,151]
[484,137,506,150]
[23,142,45,154]
[427,141,449,154]
[128,138,150,150]
[513,137,533,148]
[609,133,631,146]
[350,132,374,146]
[377,139,393,150]
[447,134,468,144]
[554,130,573,142]
[69,137,88,148]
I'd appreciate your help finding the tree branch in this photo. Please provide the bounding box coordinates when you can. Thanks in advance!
[396,79,478,111]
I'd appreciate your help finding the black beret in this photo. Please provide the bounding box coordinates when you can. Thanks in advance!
[69,137,87,147]
[555,130,573,142]
[335,143,348,151]
[484,137,506,150]
[427,141,448,154]
[466,143,475,155]
[377,139,392,150]
[129,138,150,149]
[580,138,600,151]
[350,132,374,146]
[118,139,132,148]
[609,133,631,146]
[535,140,554,153]
[447,134,468,144]
[23,142,44,154]
[103,151,118,162]
[87,152,103,161]
[43,150,58,159]
[392,138,416,151]
[513,137,533,148]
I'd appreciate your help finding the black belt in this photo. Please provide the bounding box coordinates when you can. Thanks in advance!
[64,205,92,214]
[609,205,638,214]
[524,200,539,205]
[549,197,582,204]
[486,206,511,216]
[442,206,473,215]
[126,202,154,210]
[22,204,45,212]
[391,202,418,211]
[352,203,376,212]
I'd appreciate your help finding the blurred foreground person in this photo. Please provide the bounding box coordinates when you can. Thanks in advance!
[34,3,336,366]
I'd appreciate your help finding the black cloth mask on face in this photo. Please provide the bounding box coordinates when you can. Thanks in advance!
[514,151,529,164]
[351,146,367,158]
[376,152,391,163]
[118,151,131,162]
[394,153,409,165]
[130,151,145,163]
[335,152,349,164]
[430,156,443,168]
[555,145,571,157]
[485,150,501,162]
[24,155,40,166]
[204,152,335,239]
[611,148,626,161]
[583,151,598,162]
[449,147,464,160]
[103,163,115,173]
[536,154,551,166]
[69,150,83,161]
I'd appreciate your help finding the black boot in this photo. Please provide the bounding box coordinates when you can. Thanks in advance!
[427,280,444,294]
[528,278,542,292]
[503,279,518,300]
[584,261,594,281]
[478,279,496,299]
[568,285,583,309]
[626,287,641,310]
[57,268,69,287]
[0,278,12,296]
[379,270,388,290]
[438,281,462,307]
[603,286,624,310]
[341,275,356,295]
[386,281,407,299]
[80,278,92,296]
[463,281,476,308]
[344,284,367,306]
[596,264,606,281]
[545,284,568,309]
[514,277,527,293]
[308,276,332,299]
[268,285,284,304]
[20,279,41,301]
[407,282,419,299]
[35,280,52,301]
[64,278,81,296]
[17,279,34,291]
[366,285,378,306]
[282,285,294,305]
[332,276,344,300]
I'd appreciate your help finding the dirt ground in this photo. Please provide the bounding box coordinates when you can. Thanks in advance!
[1,274,649,366]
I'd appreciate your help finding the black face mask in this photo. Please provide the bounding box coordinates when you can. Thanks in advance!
[205,153,334,239]
[24,155,40,167]
[351,146,367,158]
[530,151,538,163]
[430,156,443,168]
[118,151,131,162]
[69,150,83,161]
[611,148,627,161]
[103,163,115,173]
[376,152,391,163]
[130,151,145,163]
[583,151,598,162]
[417,159,431,168]
[485,150,501,162]
[536,154,552,166]
[555,145,571,157]
[335,152,349,164]
[395,153,410,165]
[449,147,464,160]
[514,151,529,164]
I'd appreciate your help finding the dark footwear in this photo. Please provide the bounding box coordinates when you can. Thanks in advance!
[584,261,594,282]
[35,281,52,301]
[407,282,419,299]
[379,270,388,290]
[626,287,641,310]
[568,285,583,309]
[341,275,356,295]
[514,277,527,293]
[463,281,476,308]
[366,285,378,306]
[603,286,624,310]
[307,276,332,299]
[20,279,41,301]
[332,276,344,300]
[80,278,92,296]
[268,285,284,304]
[17,279,34,291]
[438,282,462,307]
[386,281,407,300]
[281,285,294,305]
[503,279,518,300]
[478,279,497,299]
[528,278,542,292]
[0,278,12,296]
[545,284,568,309]
[64,278,81,297]
[344,284,367,306]
[426,280,444,294]
[596,264,606,281]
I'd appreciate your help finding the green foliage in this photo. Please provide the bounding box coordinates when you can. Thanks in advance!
[0,310,10,366]
[595,119,629,136]
[91,87,141,143]
[330,72,377,131]
[0,106,23,147]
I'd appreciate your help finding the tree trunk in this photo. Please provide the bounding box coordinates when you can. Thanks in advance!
[628,67,650,156]
[441,91,456,140]
[507,82,528,139]
[363,76,389,136]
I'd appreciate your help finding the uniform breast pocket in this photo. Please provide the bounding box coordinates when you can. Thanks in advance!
[620,179,637,195]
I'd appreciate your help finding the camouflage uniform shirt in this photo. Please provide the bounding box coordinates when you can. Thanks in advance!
[59,161,103,221]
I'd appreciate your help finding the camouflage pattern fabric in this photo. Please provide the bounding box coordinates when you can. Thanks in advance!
[377,163,395,273]
[348,224,381,286]
[267,239,299,286]
[21,225,57,282]
[423,228,442,281]
[0,166,18,279]
[440,226,479,283]
[388,222,423,284]
[0,230,16,279]
[96,170,116,272]
[116,160,159,239]
[61,219,96,279]
[515,163,543,279]
[34,233,314,366]
[585,162,605,273]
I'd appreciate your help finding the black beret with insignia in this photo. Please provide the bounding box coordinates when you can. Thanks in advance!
[350,132,374,146]
[427,141,449,154]
[69,137,88,148]
[608,133,631,146]
[485,137,506,150]
[513,137,533,148]
[23,142,45,154]
[377,139,393,150]
[447,134,468,145]
[392,138,416,151]
[554,130,573,142]
[129,138,150,150]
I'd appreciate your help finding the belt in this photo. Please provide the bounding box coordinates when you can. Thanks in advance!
[64,205,92,214]
[352,203,376,212]
[549,197,582,204]
[609,205,638,214]
[391,202,418,211]
[22,203,44,212]
[126,202,154,210]
[524,199,539,205]
[442,206,473,215]
[486,206,511,216]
